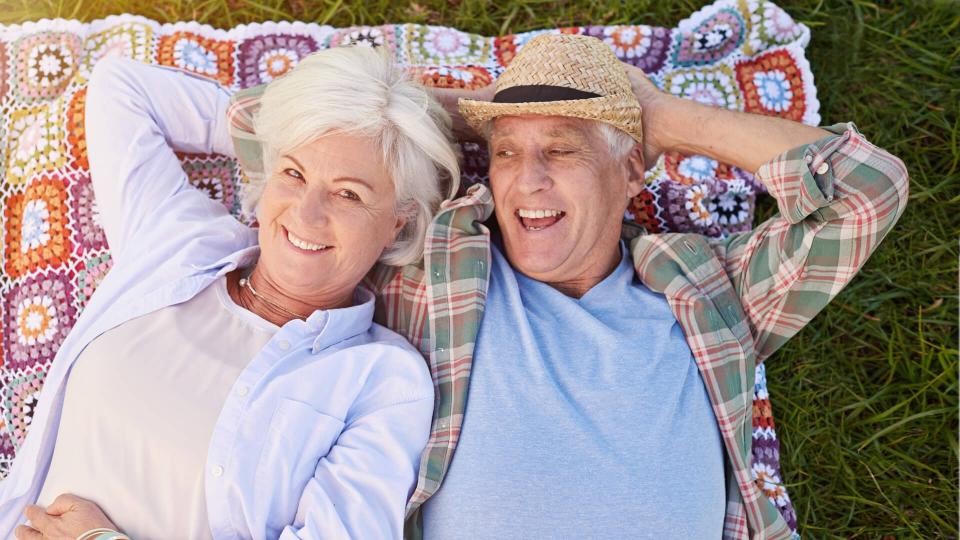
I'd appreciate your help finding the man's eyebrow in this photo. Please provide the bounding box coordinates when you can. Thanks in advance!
[490,125,514,141]
[544,125,590,140]
[491,125,587,141]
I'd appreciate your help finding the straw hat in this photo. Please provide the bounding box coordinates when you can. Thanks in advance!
[459,33,643,143]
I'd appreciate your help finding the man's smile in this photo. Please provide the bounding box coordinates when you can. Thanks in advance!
[515,208,566,231]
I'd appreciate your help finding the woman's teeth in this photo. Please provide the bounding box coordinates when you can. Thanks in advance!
[287,230,329,251]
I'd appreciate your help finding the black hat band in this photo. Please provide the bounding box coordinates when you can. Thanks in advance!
[492,84,601,104]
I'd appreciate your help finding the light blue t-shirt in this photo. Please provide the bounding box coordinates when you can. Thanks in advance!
[422,244,726,539]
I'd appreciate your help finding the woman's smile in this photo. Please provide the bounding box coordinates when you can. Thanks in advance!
[282,225,332,253]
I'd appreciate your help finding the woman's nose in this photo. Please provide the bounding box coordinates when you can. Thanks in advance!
[294,191,330,226]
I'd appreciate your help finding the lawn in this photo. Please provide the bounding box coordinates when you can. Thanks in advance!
[1,0,958,537]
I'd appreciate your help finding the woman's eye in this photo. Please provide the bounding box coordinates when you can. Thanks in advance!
[284,168,304,180]
[338,190,361,201]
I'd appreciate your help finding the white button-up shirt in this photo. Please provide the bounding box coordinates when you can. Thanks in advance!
[0,57,434,540]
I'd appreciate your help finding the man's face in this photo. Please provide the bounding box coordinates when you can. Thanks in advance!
[488,115,644,291]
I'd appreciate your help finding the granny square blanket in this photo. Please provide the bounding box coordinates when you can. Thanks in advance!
[0,0,818,531]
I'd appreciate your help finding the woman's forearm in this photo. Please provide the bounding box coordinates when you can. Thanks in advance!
[85,57,235,253]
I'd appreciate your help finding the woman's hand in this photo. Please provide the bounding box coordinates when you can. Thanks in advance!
[15,494,118,540]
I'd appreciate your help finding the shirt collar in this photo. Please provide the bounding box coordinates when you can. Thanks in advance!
[308,286,375,354]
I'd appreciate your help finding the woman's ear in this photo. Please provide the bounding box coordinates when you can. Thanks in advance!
[390,209,409,243]
[625,143,646,199]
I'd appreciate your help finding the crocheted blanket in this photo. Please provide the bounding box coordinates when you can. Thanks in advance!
[0,0,817,531]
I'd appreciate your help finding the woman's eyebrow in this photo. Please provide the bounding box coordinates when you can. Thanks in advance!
[333,177,375,191]
[282,154,307,171]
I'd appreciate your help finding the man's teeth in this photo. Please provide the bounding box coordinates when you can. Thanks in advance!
[517,209,563,219]
[287,230,329,251]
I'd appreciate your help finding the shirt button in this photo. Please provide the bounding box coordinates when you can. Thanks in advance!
[278,340,290,351]
[237,385,249,397]
[212,465,224,477]
[805,154,813,164]
[816,162,829,175]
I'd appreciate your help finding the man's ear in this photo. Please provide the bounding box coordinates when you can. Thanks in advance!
[625,143,646,199]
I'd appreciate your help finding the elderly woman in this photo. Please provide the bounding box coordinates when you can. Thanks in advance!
[0,45,459,540]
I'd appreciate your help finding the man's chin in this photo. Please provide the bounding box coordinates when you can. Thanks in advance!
[502,245,567,281]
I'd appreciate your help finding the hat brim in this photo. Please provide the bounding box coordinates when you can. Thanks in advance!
[458,94,643,144]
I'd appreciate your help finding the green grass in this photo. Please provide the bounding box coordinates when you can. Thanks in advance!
[2,0,958,537]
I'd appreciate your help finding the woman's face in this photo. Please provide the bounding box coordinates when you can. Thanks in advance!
[256,132,404,306]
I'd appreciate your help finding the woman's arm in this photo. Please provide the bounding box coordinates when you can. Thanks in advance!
[86,57,235,257]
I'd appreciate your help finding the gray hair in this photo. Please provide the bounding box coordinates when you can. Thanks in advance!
[595,122,638,161]
[246,46,460,267]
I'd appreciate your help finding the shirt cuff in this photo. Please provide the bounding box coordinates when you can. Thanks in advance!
[758,122,859,224]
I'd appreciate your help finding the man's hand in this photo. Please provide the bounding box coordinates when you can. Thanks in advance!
[15,494,118,540]
[621,62,676,168]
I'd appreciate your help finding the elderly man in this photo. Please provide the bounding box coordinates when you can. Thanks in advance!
[228,34,907,539]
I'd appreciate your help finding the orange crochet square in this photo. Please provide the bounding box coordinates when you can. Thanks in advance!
[735,49,806,122]
[4,175,72,278]
[156,31,235,87]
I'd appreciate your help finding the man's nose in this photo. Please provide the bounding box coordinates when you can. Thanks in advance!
[514,153,553,195]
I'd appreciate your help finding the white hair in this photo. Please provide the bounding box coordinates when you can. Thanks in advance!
[595,122,638,161]
[246,46,460,266]
[484,117,637,160]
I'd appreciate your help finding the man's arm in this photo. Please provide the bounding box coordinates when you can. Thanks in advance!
[627,65,910,363]
[426,85,494,142]
[625,63,830,171]
[226,82,269,185]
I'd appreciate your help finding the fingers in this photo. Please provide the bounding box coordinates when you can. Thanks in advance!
[47,493,82,515]
[22,505,52,530]
[13,524,42,540]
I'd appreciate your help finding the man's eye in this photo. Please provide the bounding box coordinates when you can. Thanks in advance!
[338,190,361,201]
[549,149,574,156]
[284,168,304,180]
[494,149,515,158]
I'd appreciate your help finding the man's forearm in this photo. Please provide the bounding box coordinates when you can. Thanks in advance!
[431,85,493,142]
[651,97,830,174]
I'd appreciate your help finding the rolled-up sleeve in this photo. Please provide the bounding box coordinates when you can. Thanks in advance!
[226,83,269,186]
[710,123,910,362]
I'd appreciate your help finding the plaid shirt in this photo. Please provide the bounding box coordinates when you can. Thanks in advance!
[228,88,909,539]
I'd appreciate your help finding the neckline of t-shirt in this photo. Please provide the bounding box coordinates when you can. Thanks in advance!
[501,241,634,304]
[212,275,280,334]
